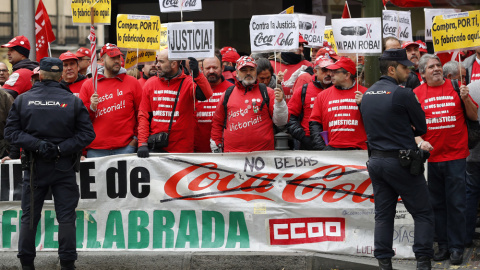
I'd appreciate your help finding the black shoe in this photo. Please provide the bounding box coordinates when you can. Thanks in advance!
[450,251,463,265]
[416,256,431,270]
[377,258,393,270]
[60,260,75,270]
[433,249,450,261]
[20,259,35,270]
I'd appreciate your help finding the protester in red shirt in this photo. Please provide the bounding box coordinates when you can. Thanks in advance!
[59,51,87,97]
[137,49,213,156]
[75,47,92,76]
[80,43,143,157]
[210,56,288,152]
[138,62,157,88]
[309,57,367,150]
[463,47,480,85]
[402,41,422,82]
[220,46,240,84]
[414,54,478,265]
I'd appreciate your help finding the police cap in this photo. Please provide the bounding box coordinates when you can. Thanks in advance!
[379,49,414,67]
[39,57,63,72]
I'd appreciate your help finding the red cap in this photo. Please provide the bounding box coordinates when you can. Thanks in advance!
[220,46,236,55]
[314,56,335,68]
[416,40,428,53]
[326,57,356,75]
[315,47,340,61]
[59,51,78,61]
[100,43,123,58]
[401,41,420,49]
[75,47,91,58]
[220,47,241,63]
[1,35,30,50]
[3,68,33,95]
[236,56,257,70]
[299,34,308,45]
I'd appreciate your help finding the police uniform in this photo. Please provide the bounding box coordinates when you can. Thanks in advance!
[4,57,95,270]
[360,49,434,269]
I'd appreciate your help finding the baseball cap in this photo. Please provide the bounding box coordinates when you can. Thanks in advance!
[40,57,63,72]
[401,41,420,49]
[236,56,257,70]
[314,56,335,68]
[220,47,241,64]
[100,43,123,58]
[3,68,33,95]
[299,34,308,45]
[1,36,30,58]
[315,47,340,61]
[75,47,91,58]
[379,49,415,67]
[416,40,428,53]
[59,51,78,61]
[326,57,356,74]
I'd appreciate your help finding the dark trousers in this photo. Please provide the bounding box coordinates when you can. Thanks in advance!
[17,158,79,262]
[466,161,480,244]
[368,156,434,259]
[428,159,467,252]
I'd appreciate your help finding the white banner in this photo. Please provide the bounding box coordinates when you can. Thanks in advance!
[250,14,300,53]
[159,0,202,13]
[424,8,461,41]
[167,21,214,60]
[382,10,413,42]
[297,14,326,48]
[331,18,382,55]
[0,151,417,258]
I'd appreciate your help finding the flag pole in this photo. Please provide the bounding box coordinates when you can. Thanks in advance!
[458,52,463,85]
[48,43,52,57]
[346,1,352,18]
[90,6,97,94]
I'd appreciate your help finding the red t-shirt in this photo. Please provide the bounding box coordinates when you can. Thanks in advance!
[471,59,480,83]
[309,84,367,149]
[414,79,477,162]
[292,73,314,92]
[288,80,324,136]
[79,73,143,150]
[194,79,233,152]
[270,59,312,104]
[68,78,87,97]
[138,77,148,88]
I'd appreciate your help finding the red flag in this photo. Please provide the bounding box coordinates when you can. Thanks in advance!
[382,0,432,8]
[35,0,56,62]
[88,25,98,93]
[342,1,351,19]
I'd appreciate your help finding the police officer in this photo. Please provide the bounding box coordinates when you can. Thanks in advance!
[360,49,434,270]
[4,57,95,270]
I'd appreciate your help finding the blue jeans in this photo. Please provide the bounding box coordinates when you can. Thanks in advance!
[465,161,480,244]
[428,159,467,252]
[86,145,136,158]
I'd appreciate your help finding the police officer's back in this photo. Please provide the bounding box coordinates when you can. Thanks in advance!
[360,49,434,270]
[4,57,95,270]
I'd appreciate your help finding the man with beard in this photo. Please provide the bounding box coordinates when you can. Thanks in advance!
[309,57,368,150]
[138,62,157,88]
[0,62,9,86]
[1,36,38,71]
[403,41,422,82]
[287,56,334,150]
[137,49,213,156]
[80,43,143,157]
[210,56,288,152]
[194,52,233,152]
[59,51,87,97]
[384,37,421,90]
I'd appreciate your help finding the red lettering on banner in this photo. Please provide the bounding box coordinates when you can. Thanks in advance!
[269,217,345,245]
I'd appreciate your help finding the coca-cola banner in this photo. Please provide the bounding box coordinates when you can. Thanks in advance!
[0,151,417,258]
[250,14,300,53]
[167,21,214,60]
[296,14,326,48]
[382,10,413,42]
[159,0,202,13]
[424,8,460,41]
[331,18,382,55]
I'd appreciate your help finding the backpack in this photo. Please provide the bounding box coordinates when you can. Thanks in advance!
[452,79,480,149]
[298,83,308,123]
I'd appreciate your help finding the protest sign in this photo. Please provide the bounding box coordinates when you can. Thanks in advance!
[124,50,156,70]
[280,6,294,14]
[71,0,111,25]
[250,14,300,53]
[159,0,202,13]
[424,8,460,41]
[160,24,168,51]
[324,26,338,53]
[332,18,382,54]
[116,14,160,51]
[167,21,214,60]
[297,14,326,48]
[432,10,480,52]
[382,10,413,42]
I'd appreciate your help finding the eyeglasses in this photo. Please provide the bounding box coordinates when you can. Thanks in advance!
[333,70,347,74]
[0,69,8,73]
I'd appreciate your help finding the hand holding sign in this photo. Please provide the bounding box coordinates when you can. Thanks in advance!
[90,93,99,111]
[277,69,287,84]
[355,91,363,105]
[274,88,284,102]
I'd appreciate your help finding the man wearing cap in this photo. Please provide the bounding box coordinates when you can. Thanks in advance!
[75,47,91,76]
[137,49,213,156]
[360,49,434,270]
[416,40,428,57]
[1,36,38,71]
[0,62,9,86]
[80,43,142,158]
[287,56,334,150]
[463,47,480,85]
[309,57,368,150]
[413,54,478,265]
[60,51,87,97]
[220,46,240,84]
[5,57,95,270]
[138,62,157,88]
[403,41,422,82]
[210,56,288,152]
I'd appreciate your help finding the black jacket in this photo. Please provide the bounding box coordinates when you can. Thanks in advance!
[12,59,39,72]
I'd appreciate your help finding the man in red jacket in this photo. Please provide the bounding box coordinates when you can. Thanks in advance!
[59,51,87,97]
[309,57,368,150]
[80,43,143,157]
[194,52,233,152]
[210,56,288,152]
[138,62,157,88]
[137,49,213,156]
